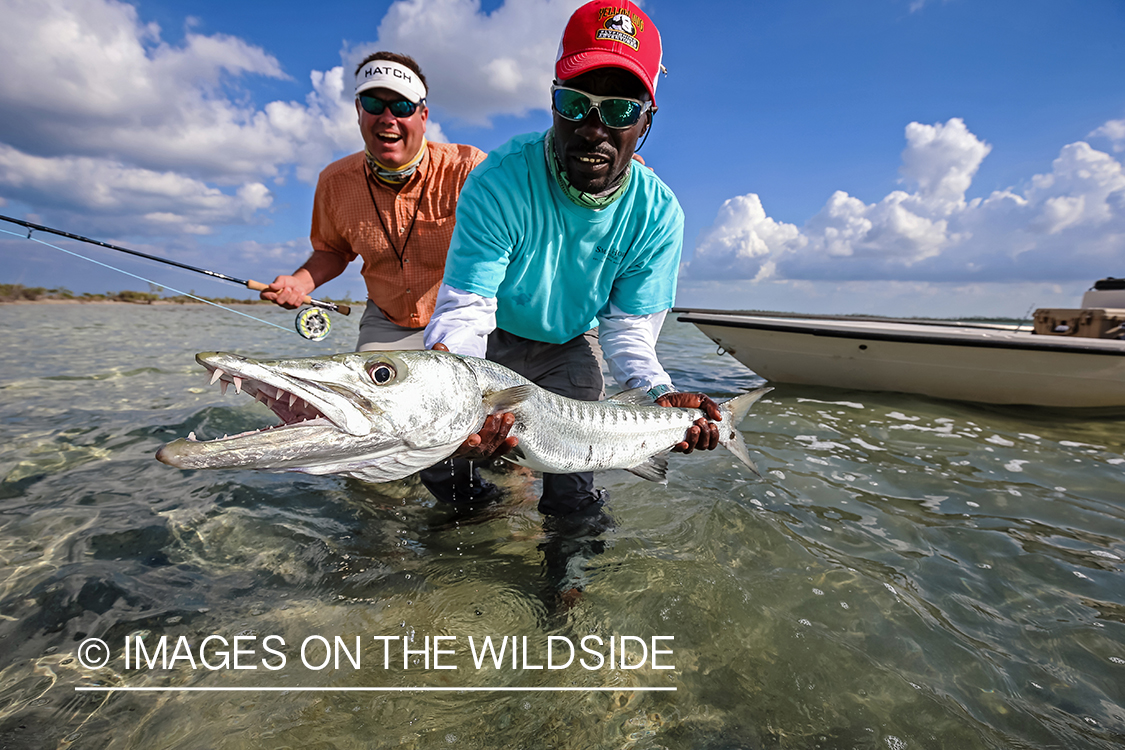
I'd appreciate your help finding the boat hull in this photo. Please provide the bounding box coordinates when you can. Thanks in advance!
[678,311,1125,408]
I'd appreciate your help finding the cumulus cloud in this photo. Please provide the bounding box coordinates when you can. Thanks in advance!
[0,0,575,239]
[0,0,365,238]
[0,145,272,235]
[684,117,1125,284]
[361,0,586,124]
[1089,119,1125,153]
[0,0,359,185]
[678,194,805,282]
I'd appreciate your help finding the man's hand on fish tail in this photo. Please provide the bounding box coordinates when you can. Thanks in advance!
[655,392,722,454]
[430,342,520,461]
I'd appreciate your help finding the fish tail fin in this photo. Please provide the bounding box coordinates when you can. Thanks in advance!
[716,387,772,476]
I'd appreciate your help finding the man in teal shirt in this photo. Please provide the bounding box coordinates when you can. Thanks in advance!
[425,0,720,525]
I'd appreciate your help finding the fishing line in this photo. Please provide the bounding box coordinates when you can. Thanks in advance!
[0,213,349,314]
[1,226,296,335]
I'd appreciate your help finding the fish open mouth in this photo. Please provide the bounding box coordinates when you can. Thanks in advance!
[187,361,332,443]
[157,348,483,480]
[157,351,375,472]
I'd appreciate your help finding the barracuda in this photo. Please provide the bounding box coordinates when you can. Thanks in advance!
[156,350,769,483]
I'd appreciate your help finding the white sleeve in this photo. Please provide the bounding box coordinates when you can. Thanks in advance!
[423,283,497,358]
[597,303,674,391]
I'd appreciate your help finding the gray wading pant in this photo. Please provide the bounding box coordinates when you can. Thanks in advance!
[355,301,428,351]
[420,327,607,517]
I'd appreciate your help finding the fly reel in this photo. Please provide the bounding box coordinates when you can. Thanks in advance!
[295,307,331,341]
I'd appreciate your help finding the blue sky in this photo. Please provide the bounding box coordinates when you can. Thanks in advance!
[1,0,1123,317]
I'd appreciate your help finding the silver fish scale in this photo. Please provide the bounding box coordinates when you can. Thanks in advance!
[462,357,712,474]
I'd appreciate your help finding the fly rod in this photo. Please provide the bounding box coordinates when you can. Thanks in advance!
[0,213,350,316]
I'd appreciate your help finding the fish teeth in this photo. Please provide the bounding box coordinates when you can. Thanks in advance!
[233,376,242,394]
[220,380,228,396]
[289,393,298,408]
[209,368,224,386]
[187,431,197,441]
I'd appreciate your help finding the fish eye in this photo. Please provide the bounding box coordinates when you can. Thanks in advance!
[367,363,396,385]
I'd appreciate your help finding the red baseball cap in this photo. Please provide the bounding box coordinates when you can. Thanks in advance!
[555,0,663,102]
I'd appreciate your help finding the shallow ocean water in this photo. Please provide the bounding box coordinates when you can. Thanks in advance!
[0,302,1122,749]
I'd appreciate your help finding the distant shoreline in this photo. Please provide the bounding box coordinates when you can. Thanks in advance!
[1,297,273,306]
[0,284,355,307]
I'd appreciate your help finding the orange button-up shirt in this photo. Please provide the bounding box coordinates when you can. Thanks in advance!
[310,142,486,328]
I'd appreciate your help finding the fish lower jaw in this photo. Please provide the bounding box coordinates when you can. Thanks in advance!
[184,417,335,444]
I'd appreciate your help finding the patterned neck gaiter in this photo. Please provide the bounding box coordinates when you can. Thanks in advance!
[365,139,428,185]
[545,129,631,210]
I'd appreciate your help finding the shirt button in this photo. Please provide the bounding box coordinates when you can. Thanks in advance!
[404,258,409,263]
[399,227,405,233]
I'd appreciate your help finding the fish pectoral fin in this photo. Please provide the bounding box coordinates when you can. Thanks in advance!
[625,452,669,484]
[607,386,653,405]
[497,444,528,464]
[483,384,536,414]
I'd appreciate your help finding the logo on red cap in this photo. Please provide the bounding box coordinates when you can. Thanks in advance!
[597,9,643,50]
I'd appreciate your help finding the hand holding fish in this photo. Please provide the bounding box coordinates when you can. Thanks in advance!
[654,392,722,453]
[430,342,521,461]
[453,412,519,461]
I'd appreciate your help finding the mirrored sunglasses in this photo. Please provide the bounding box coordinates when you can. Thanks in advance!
[550,85,651,129]
[358,94,423,118]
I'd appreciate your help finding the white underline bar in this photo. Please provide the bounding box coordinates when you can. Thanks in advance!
[76,686,676,693]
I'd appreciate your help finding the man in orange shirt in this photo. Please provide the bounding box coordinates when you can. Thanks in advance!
[262,52,495,503]
[261,52,485,352]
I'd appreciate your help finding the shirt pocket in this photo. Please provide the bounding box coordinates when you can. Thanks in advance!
[407,215,457,270]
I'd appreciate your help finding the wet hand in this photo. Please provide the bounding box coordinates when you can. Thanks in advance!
[655,392,722,453]
[432,346,519,463]
[454,412,519,461]
[431,343,520,461]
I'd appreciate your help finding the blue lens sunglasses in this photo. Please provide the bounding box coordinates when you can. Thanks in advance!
[358,93,425,118]
[551,85,653,129]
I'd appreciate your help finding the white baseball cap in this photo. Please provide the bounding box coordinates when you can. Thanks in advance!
[354,59,427,103]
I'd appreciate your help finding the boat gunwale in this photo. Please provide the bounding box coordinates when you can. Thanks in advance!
[675,310,1125,357]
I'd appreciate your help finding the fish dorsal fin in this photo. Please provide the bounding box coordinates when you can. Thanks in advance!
[625,452,669,484]
[608,387,653,406]
[483,384,535,414]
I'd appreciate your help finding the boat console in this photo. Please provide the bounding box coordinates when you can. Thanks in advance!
[1033,277,1125,339]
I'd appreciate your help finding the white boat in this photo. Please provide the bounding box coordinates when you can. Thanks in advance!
[676,280,1125,409]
